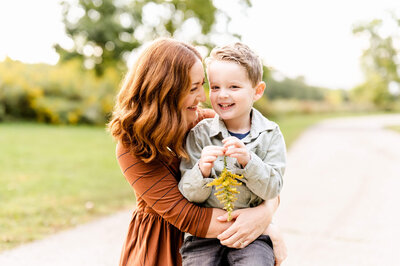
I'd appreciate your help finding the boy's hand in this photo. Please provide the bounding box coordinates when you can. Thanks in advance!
[199,146,225,177]
[222,137,250,167]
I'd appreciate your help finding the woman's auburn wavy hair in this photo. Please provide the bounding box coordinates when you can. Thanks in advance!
[108,38,202,163]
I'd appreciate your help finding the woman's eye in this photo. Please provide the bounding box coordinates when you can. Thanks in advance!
[190,87,198,92]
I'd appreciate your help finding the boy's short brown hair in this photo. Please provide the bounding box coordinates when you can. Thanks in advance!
[206,42,263,86]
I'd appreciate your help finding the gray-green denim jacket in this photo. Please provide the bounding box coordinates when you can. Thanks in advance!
[179,108,286,210]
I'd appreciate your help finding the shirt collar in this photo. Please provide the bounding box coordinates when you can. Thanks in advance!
[209,108,276,139]
[210,114,229,138]
[249,108,276,138]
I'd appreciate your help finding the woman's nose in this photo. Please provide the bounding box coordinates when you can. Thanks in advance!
[198,87,206,102]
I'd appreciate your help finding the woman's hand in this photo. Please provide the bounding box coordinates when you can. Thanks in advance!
[216,197,279,248]
[265,223,287,266]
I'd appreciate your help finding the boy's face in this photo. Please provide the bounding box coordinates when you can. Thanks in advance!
[207,60,264,127]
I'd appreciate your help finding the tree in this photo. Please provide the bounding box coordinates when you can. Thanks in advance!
[56,0,251,75]
[352,13,400,108]
[265,74,326,101]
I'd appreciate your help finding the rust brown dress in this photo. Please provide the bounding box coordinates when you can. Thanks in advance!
[117,109,215,266]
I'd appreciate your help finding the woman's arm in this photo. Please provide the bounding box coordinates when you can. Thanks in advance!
[117,143,279,247]
[204,208,233,237]
[214,197,279,248]
[117,143,231,237]
[265,222,287,266]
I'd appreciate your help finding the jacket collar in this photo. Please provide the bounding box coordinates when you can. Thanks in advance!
[209,108,276,140]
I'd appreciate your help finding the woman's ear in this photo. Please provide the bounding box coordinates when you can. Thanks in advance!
[253,81,266,101]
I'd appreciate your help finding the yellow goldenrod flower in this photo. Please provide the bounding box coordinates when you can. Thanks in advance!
[206,156,243,221]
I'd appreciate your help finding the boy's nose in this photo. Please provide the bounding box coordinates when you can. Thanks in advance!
[219,87,229,98]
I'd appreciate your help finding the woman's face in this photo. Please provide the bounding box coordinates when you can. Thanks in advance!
[183,59,206,124]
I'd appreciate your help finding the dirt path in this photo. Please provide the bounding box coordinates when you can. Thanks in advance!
[1,114,399,265]
[275,114,400,265]
[0,211,132,266]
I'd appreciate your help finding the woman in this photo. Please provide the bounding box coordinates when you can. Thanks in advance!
[108,38,285,266]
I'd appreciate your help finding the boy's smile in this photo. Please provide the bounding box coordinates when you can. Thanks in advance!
[207,60,264,132]
[218,103,235,109]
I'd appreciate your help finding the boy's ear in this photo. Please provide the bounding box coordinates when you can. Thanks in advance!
[253,81,266,101]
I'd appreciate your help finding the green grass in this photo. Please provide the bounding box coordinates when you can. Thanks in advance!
[274,114,325,147]
[0,123,133,251]
[386,125,400,133]
[274,113,346,147]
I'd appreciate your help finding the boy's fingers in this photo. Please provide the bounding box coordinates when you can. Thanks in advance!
[209,148,226,155]
[205,163,214,168]
[205,145,225,150]
[225,148,244,156]
[201,162,212,168]
[222,136,236,143]
[201,155,217,163]
[223,138,239,145]
[223,140,244,149]
[203,148,225,157]
[205,151,224,158]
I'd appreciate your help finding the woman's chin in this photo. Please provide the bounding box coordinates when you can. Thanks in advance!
[186,110,198,125]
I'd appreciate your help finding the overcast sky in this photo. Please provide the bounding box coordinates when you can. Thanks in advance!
[0,0,399,89]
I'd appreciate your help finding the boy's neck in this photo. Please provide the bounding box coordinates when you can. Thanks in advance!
[223,115,251,134]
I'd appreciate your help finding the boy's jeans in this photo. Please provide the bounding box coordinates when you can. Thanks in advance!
[180,235,274,266]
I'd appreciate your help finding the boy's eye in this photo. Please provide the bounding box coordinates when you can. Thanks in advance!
[231,85,240,89]
[211,86,220,90]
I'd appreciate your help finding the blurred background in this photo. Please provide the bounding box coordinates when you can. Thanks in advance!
[0,0,399,260]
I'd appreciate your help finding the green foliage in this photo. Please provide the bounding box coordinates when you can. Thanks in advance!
[57,0,250,75]
[350,73,394,109]
[353,18,399,82]
[0,58,122,124]
[352,13,400,108]
[385,125,400,133]
[265,74,327,101]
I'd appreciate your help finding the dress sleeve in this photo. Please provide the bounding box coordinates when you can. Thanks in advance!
[116,143,212,237]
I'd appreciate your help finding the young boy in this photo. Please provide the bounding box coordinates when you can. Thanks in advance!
[178,43,286,266]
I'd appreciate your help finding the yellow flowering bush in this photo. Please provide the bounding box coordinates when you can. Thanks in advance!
[206,156,243,221]
[0,58,122,124]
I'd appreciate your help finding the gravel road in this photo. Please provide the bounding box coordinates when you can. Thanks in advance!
[275,114,400,265]
[1,114,399,265]
[0,211,132,266]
